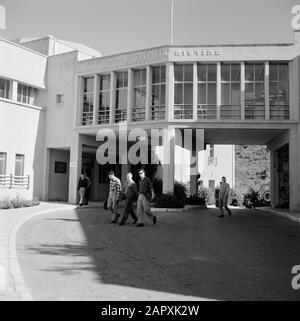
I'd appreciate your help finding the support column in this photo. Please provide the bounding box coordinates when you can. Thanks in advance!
[121,163,129,186]
[11,80,18,101]
[109,71,116,124]
[270,150,279,209]
[240,62,245,120]
[166,62,174,121]
[193,62,198,121]
[264,61,270,120]
[145,65,152,121]
[289,125,300,211]
[68,134,83,204]
[162,126,175,194]
[216,62,221,120]
[75,76,84,126]
[93,74,99,125]
[42,148,51,201]
[127,68,134,122]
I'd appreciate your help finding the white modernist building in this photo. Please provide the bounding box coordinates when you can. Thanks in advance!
[1,29,299,210]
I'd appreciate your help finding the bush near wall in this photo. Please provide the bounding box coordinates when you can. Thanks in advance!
[154,194,185,208]
[0,195,40,210]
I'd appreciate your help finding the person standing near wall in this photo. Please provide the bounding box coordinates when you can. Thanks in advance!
[218,176,232,217]
[107,170,122,223]
[77,173,89,207]
[136,169,156,227]
[84,173,91,205]
[119,172,138,226]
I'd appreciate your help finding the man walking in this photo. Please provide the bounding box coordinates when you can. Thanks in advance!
[136,169,157,227]
[107,170,122,223]
[119,173,138,226]
[218,176,232,217]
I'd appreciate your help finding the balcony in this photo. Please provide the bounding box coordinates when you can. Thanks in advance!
[174,105,193,120]
[82,111,93,125]
[151,106,165,120]
[245,106,265,120]
[115,108,127,123]
[270,105,289,120]
[197,105,217,120]
[98,108,110,124]
[0,174,30,189]
[132,107,146,122]
[220,105,241,120]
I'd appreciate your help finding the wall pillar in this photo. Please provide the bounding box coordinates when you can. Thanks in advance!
[289,125,300,211]
[93,74,99,125]
[270,150,279,208]
[216,62,221,120]
[42,148,51,201]
[162,126,175,194]
[166,62,174,121]
[109,71,116,124]
[127,68,134,122]
[145,65,152,121]
[264,61,270,120]
[68,134,83,204]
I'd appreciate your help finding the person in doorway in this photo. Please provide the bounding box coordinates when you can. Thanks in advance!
[218,176,232,217]
[84,173,91,206]
[119,172,138,226]
[107,170,122,223]
[136,169,156,227]
[77,173,89,207]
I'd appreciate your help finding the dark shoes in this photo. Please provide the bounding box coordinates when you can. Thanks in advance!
[136,223,144,227]
[228,210,232,217]
[153,216,157,225]
[132,220,137,225]
[110,220,117,223]
[119,222,125,226]
[218,214,225,218]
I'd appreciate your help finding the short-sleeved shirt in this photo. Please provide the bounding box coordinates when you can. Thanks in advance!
[219,182,230,198]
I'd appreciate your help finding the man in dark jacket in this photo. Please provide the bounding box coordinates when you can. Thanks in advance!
[136,169,157,227]
[119,173,138,226]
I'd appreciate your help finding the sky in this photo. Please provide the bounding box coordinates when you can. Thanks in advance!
[0,0,299,56]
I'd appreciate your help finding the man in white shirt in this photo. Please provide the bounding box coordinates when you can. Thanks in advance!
[218,176,232,218]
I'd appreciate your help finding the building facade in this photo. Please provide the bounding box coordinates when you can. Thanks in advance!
[1,30,300,210]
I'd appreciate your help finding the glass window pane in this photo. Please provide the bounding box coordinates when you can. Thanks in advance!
[15,155,24,176]
[134,70,140,87]
[245,64,254,81]
[279,64,288,82]
[152,85,159,106]
[197,64,207,81]
[278,82,289,105]
[221,64,230,81]
[221,83,230,105]
[161,66,166,83]
[269,64,278,81]
[269,82,277,105]
[123,72,128,87]
[245,83,254,105]
[198,84,206,104]
[174,83,183,104]
[207,83,216,104]
[160,85,165,105]
[231,64,240,81]
[141,69,146,85]
[255,82,265,105]
[184,65,193,82]
[231,83,240,105]
[207,64,217,81]
[255,64,264,81]
[174,65,184,81]
[152,67,160,84]
[184,83,193,104]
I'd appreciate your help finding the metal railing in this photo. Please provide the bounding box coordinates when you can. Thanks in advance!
[208,157,217,166]
[82,111,93,125]
[174,105,193,119]
[115,108,127,123]
[98,109,110,124]
[132,107,146,122]
[151,106,165,120]
[270,105,289,120]
[197,105,217,120]
[0,174,30,189]
[220,106,241,120]
[245,106,265,120]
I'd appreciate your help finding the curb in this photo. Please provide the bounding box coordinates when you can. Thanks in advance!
[7,204,77,301]
[151,205,207,212]
[257,207,300,223]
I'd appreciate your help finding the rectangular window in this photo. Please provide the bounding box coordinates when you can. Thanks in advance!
[269,63,289,119]
[98,74,110,124]
[174,64,193,119]
[115,71,128,123]
[15,154,24,177]
[56,94,64,104]
[82,77,94,125]
[0,78,10,99]
[151,66,166,120]
[197,64,217,119]
[0,152,7,186]
[221,63,241,119]
[132,69,146,121]
[244,63,265,120]
[17,83,37,105]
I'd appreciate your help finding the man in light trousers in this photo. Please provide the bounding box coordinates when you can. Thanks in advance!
[107,170,122,223]
[136,169,157,227]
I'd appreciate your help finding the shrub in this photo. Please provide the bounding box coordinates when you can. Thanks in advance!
[186,194,206,205]
[243,188,260,208]
[197,185,210,203]
[154,194,185,208]
[0,196,40,210]
[0,197,13,209]
[229,188,243,206]
[152,178,163,196]
[174,181,188,203]
[11,195,24,208]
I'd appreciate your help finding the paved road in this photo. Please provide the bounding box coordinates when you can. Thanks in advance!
[16,206,300,301]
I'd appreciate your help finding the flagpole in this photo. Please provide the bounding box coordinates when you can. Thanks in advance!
[170,0,174,45]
